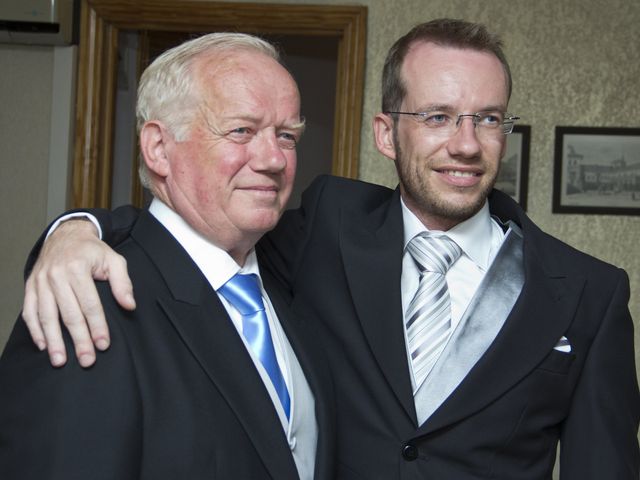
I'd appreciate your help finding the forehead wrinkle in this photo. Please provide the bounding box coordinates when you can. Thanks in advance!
[195,80,261,129]
[207,86,301,127]
[192,50,301,132]
[193,95,304,141]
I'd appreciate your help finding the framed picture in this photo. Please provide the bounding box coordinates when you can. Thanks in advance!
[496,124,530,209]
[553,126,640,215]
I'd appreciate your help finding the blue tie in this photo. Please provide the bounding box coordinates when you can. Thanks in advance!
[218,273,291,419]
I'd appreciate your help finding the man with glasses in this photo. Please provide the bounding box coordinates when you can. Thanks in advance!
[16,18,640,479]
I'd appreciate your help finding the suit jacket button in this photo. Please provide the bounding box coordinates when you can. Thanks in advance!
[402,444,418,461]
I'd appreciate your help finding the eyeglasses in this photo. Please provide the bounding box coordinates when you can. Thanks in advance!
[385,110,520,137]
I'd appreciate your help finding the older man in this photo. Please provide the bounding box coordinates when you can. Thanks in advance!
[17,19,640,479]
[0,33,334,480]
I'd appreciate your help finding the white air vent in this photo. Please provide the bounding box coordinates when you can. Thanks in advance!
[0,0,76,46]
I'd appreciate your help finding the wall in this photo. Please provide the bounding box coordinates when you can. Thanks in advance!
[0,45,54,343]
[0,42,76,346]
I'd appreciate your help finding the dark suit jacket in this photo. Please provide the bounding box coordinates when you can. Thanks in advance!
[14,175,640,479]
[0,210,335,480]
[258,175,640,479]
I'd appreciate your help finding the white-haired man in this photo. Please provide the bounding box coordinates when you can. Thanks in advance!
[0,33,334,480]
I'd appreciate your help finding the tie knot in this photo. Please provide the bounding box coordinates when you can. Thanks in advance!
[407,234,461,274]
[218,273,265,315]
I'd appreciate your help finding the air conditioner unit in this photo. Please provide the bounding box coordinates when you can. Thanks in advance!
[0,0,77,46]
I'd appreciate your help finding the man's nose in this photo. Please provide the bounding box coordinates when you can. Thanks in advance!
[446,116,482,159]
[251,131,288,171]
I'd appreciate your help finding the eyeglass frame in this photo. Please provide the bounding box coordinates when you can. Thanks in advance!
[385,110,520,135]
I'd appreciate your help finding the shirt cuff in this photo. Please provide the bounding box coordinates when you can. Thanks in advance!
[46,212,103,240]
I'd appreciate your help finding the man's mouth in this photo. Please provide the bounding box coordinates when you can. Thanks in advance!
[441,170,479,178]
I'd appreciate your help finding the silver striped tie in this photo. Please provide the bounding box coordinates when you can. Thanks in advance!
[406,234,461,391]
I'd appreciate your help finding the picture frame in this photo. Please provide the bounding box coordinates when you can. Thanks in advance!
[552,126,640,215]
[496,124,530,210]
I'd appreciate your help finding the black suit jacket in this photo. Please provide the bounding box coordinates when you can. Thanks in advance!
[13,175,640,479]
[0,210,335,480]
[259,175,640,479]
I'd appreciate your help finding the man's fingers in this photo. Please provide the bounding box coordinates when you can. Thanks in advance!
[103,252,136,312]
[22,276,47,352]
[35,275,67,367]
[21,218,127,366]
[77,250,135,353]
[52,261,105,367]
[72,278,110,354]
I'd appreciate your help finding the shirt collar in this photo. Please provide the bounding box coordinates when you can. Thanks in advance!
[149,198,260,290]
[401,198,496,270]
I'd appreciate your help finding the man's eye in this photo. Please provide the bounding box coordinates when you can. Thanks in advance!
[278,133,298,150]
[479,113,503,126]
[423,113,451,127]
[226,127,253,143]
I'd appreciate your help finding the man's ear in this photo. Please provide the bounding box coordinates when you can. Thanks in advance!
[139,121,171,178]
[373,113,397,161]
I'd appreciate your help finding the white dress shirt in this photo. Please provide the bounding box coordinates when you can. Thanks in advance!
[148,200,292,399]
[148,200,317,479]
[401,199,506,391]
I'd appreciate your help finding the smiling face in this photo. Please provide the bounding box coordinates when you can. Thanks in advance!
[143,50,303,264]
[374,42,509,231]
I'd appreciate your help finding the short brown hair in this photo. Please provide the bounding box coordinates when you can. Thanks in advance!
[381,18,512,112]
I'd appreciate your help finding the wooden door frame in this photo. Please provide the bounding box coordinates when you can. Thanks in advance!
[73,0,367,208]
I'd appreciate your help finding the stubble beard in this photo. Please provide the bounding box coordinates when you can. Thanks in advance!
[394,142,498,228]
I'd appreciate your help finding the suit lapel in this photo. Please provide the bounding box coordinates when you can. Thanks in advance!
[260,268,334,480]
[417,191,586,435]
[414,224,525,424]
[131,211,299,480]
[339,189,416,421]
